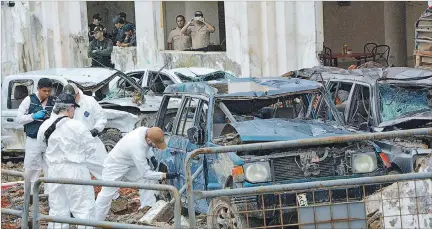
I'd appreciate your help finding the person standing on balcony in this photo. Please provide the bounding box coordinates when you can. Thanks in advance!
[116,24,136,47]
[167,15,192,50]
[111,16,127,46]
[181,11,215,50]
[88,13,105,42]
[88,25,114,68]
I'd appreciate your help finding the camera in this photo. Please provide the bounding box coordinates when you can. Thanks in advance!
[7,1,15,7]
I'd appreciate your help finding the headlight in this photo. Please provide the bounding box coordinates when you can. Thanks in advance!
[352,152,378,173]
[243,162,272,183]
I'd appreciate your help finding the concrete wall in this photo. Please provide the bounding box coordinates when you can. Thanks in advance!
[323,1,385,55]
[164,1,220,48]
[86,1,135,32]
[323,1,428,67]
[136,1,323,77]
[1,1,90,79]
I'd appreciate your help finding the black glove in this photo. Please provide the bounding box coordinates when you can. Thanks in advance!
[90,128,99,137]
[165,173,179,179]
[150,156,158,170]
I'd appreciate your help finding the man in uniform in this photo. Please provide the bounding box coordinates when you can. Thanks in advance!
[181,11,215,50]
[119,12,135,30]
[16,78,55,194]
[111,16,126,46]
[88,25,114,68]
[116,24,136,47]
[167,15,192,50]
[88,13,104,42]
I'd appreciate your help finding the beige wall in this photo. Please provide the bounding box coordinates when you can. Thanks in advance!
[164,1,220,49]
[86,1,135,32]
[323,1,385,55]
[323,1,428,67]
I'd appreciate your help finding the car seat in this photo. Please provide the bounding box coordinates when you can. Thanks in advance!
[11,85,29,109]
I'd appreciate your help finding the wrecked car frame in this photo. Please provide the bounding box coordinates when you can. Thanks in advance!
[153,77,392,228]
[288,66,432,174]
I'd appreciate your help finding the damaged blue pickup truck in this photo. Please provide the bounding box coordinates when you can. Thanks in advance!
[153,77,389,228]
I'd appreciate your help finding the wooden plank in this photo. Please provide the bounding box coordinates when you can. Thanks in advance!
[414,50,432,57]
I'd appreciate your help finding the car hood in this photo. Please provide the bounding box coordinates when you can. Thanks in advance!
[99,95,182,112]
[378,110,432,129]
[228,118,349,142]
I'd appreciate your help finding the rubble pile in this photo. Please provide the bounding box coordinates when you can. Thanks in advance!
[366,155,432,229]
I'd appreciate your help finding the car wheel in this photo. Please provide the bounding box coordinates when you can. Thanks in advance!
[100,129,122,153]
[207,197,247,229]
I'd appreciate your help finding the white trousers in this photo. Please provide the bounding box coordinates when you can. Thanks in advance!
[47,164,95,229]
[24,137,48,194]
[85,137,107,180]
[94,166,157,221]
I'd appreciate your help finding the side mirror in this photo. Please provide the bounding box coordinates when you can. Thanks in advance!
[359,122,369,132]
[187,126,205,145]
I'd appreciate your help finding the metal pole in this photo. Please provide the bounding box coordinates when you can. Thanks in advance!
[32,180,42,229]
[184,127,432,227]
[195,172,432,199]
[33,178,182,229]
[1,169,25,177]
[21,175,31,229]
[39,214,159,229]
[1,208,23,216]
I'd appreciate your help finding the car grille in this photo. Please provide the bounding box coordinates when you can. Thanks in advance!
[272,156,338,182]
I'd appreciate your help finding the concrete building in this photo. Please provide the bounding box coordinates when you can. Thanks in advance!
[1,1,428,79]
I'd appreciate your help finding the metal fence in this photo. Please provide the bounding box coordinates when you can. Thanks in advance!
[31,178,182,229]
[1,169,31,229]
[184,127,432,228]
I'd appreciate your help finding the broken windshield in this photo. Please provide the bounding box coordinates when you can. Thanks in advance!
[378,84,432,122]
[215,90,339,123]
[174,71,236,83]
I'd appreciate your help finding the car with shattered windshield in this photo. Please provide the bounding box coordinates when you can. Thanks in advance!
[153,77,390,228]
[291,66,432,174]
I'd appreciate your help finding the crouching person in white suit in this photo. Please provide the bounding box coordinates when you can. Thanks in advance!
[37,93,96,229]
[95,127,178,221]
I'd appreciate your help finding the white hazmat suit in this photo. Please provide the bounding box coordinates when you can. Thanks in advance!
[16,93,50,194]
[73,89,108,179]
[37,115,97,229]
[95,127,164,221]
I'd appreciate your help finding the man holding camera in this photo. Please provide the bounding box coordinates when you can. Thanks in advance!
[181,11,215,50]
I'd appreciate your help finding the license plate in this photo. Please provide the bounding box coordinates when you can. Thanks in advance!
[297,193,308,207]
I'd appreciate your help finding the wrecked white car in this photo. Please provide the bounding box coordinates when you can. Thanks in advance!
[1,67,181,154]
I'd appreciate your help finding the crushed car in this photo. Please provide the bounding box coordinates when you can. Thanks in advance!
[1,67,182,153]
[152,77,392,228]
[288,66,432,173]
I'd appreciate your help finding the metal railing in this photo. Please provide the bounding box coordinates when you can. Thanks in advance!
[1,169,30,229]
[32,178,182,229]
[184,127,432,227]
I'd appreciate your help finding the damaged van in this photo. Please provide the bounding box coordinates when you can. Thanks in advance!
[154,77,391,228]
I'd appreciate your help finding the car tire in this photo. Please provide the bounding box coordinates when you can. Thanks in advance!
[207,197,248,229]
[100,129,122,153]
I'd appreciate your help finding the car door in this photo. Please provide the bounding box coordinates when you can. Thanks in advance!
[1,78,35,152]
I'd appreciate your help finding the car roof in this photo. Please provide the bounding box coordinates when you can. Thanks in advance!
[15,68,118,87]
[164,77,322,98]
[307,67,432,85]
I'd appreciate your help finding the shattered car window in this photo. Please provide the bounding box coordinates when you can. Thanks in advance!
[174,71,235,83]
[379,84,432,122]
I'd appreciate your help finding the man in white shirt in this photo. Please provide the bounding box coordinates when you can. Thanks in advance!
[95,127,178,221]
[37,93,96,229]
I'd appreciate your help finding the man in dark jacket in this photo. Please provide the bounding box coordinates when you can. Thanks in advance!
[111,16,126,46]
[116,23,136,47]
[88,25,114,68]
[88,13,105,42]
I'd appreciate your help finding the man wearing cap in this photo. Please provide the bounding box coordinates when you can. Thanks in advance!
[118,12,135,30]
[88,13,105,42]
[16,78,55,195]
[95,127,178,220]
[111,16,126,46]
[36,93,96,228]
[88,25,114,68]
[63,83,108,180]
[181,11,215,50]
[116,23,136,47]
[168,15,192,51]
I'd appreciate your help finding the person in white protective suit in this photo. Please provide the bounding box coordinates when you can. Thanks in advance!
[16,78,55,195]
[36,93,96,229]
[95,127,178,221]
[62,83,107,179]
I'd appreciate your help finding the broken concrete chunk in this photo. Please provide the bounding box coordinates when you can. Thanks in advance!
[139,200,169,224]
[111,198,128,214]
